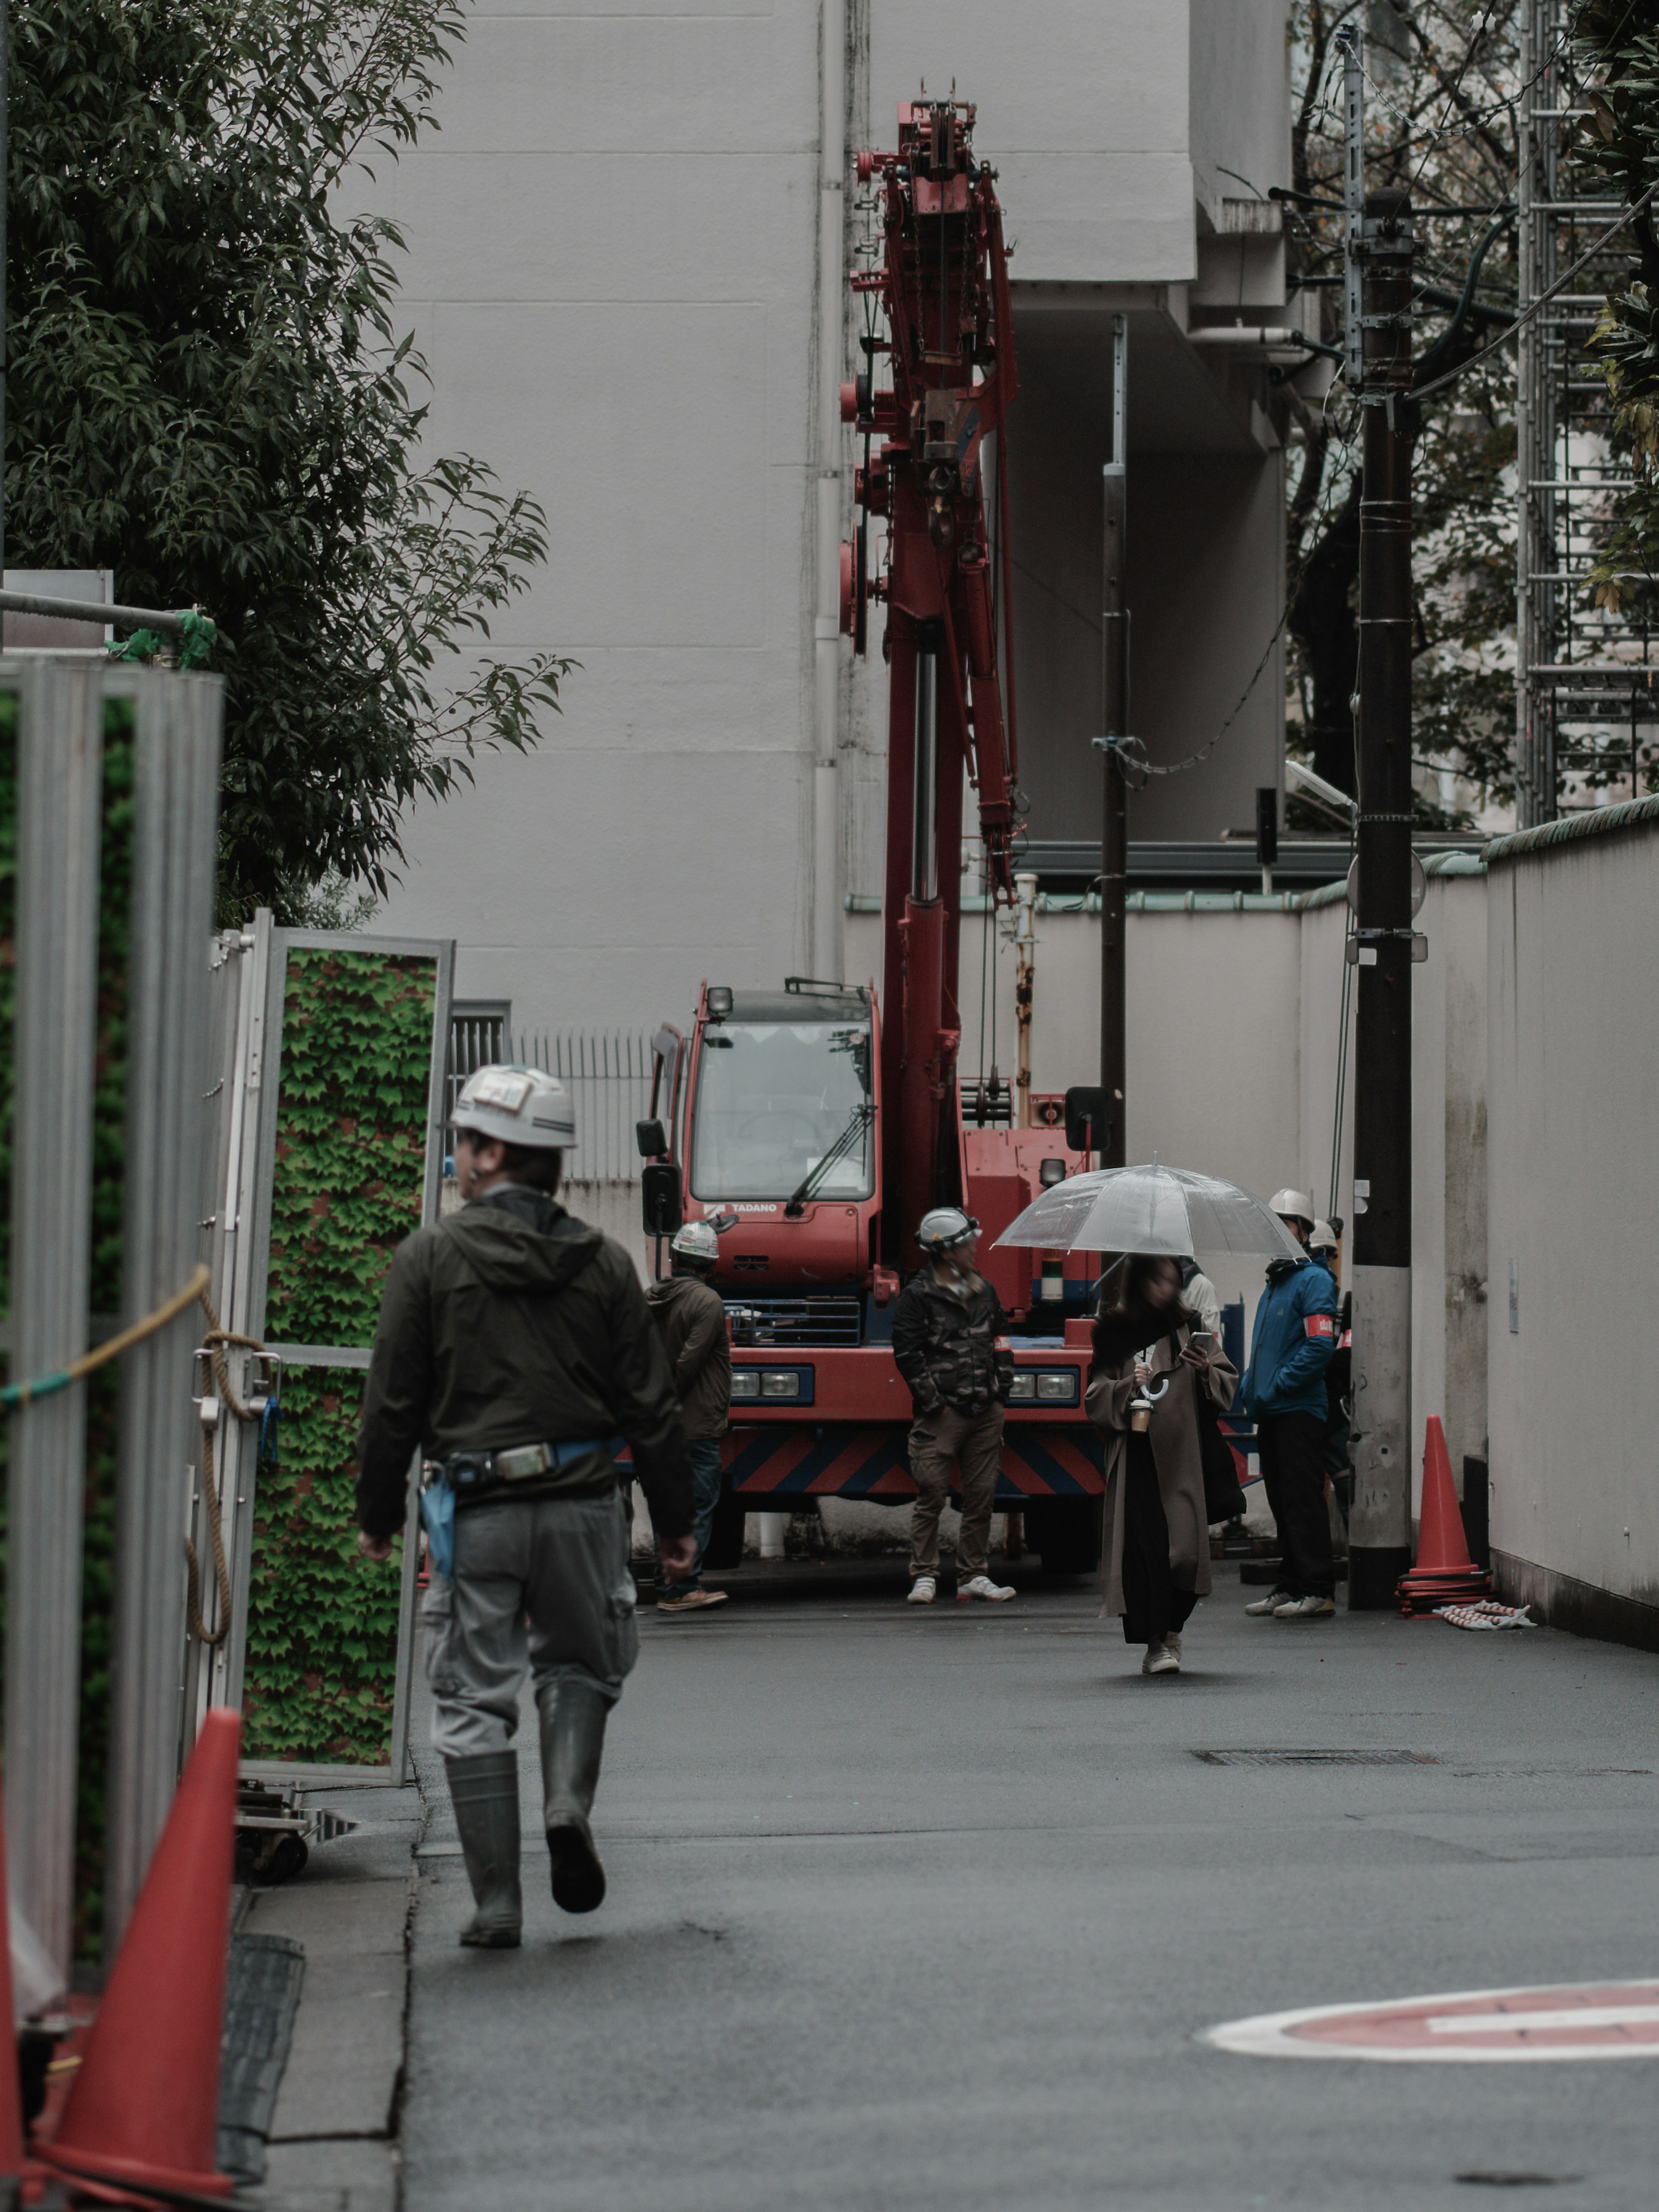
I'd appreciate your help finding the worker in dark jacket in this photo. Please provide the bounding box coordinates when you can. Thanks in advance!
[356,1064,694,1948]
[892,1207,1016,1606]
[1238,1188,1338,1621]
[645,1219,732,1615]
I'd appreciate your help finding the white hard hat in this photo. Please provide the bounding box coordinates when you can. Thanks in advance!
[1270,1188,1316,1226]
[450,1064,576,1151]
[669,1220,720,1266]
[918,1206,978,1254]
[1309,1218,1339,1252]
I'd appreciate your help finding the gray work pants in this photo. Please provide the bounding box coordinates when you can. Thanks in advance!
[907,1403,1004,1580]
[423,1491,639,1760]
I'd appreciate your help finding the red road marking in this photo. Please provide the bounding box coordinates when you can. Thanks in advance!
[1205,1980,1659,2062]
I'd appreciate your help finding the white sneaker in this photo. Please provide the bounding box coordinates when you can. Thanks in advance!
[1143,1641,1180,1675]
[957,1574,1015,1602]
[1272,1594,1336,1620]
[1163,1633,1182,1663]
[907,1575,938,1604]
[1244,1588,1290,1617]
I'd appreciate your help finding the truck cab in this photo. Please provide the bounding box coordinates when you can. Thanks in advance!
[641,979,1107,1574]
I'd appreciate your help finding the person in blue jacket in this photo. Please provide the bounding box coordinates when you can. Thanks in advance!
[1238,1188,1338,1620]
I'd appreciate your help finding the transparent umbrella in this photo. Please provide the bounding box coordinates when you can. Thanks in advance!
[991,1160,1301,1264]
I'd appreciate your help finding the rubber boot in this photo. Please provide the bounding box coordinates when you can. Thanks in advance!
[445,1751,522,1948]
[538,1678,610,1914]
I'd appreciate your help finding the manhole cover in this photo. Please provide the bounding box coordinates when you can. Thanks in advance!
[1193,1748,1438,1767]
[1205,1979,1659,2062]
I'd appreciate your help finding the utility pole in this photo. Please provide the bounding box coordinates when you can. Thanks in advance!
[1098,312,1128,1166]
[1341,23,1419,1610]
[1,0,10,573]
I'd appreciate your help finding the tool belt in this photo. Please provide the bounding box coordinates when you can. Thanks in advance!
[419,1439,622,1580]
[442,1437,620,1492]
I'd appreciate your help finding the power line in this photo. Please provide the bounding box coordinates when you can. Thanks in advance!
[1412,181,1659,403]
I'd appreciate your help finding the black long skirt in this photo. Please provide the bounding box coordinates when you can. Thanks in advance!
[1120,1428,1198,1647]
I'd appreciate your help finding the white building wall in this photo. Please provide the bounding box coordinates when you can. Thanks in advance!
[851,871,1488,1457]
[871,2,1195,282]
[1486,810,1659,1641]
[374,2,825,1028]
[368,0,1292,1040]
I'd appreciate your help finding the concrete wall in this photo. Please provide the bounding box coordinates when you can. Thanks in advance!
[374,0,825,1032]
[1486,806,1659,1646]
[850,861,1490,1454]
[870,2,1195,283]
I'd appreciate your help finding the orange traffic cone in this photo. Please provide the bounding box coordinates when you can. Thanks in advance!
[38,1707,241,2202]
[0,1785,27,2190]
[1396,1415,1493,1614]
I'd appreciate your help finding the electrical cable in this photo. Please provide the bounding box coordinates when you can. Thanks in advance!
[1412,180,1659,402]
[1411,0,1502,193]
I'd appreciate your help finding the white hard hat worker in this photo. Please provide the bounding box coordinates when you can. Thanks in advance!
[1269,1187,1316,1246]
[1308,1219,1339,1256]
[450,1065,575,1201]
[668,1220,720,1271]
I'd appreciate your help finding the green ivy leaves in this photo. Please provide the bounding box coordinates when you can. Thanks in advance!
[243,946,434,1764]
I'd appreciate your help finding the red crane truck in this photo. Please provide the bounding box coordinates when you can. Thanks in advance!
[639,98,1105,1575]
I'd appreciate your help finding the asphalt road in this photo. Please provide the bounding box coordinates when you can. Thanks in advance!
[400,1563,1659,2211]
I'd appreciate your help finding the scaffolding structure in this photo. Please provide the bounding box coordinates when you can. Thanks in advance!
[1516,0,1656,827]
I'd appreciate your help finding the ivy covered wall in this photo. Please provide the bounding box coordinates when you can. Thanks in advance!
[242,949,437,1764]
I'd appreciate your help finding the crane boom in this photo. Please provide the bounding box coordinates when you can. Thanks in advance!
[641,98,1111,1573]
[841,95,1021,1257]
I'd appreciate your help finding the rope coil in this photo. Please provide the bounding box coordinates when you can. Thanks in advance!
[0,1262,271,1653]
[186,1290,270,1649]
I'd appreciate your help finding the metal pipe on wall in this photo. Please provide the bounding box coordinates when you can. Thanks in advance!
[105,670,226,1954]
[4,659,104,1984]
[812,0,847,980]
[1098,313,1129,1167]
[1013,870,1037,1128]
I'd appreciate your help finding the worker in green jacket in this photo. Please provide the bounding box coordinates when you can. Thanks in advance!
[356,1064,694,1948]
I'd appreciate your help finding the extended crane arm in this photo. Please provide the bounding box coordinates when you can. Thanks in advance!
[841,97,1021,901]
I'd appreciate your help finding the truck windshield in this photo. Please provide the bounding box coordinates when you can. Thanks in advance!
[690,1023,874,1201]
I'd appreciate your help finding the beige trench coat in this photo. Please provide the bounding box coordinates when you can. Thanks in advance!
[1085,1323,1238,1620]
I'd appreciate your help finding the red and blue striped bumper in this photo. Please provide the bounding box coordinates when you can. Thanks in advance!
[721,1423,1103,1502]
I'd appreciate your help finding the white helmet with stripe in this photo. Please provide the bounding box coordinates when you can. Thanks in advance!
[451,1064,576,1151]
[917,1206,979,1255]
[669,1220,720,1268]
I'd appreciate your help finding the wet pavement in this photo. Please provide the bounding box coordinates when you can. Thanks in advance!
[394,1560,1659,2211]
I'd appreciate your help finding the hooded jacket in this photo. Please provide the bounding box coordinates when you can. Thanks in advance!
[645,1271,732,1441]
[891,1267,1014,1418]
[355,1185,693,1541]
[1238,1254,1337,1422]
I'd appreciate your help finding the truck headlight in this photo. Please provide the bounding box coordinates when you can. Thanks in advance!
[760,1370,801,1398]
[731,1370,761,1399]
[1006,1373,1036,1401]
[1036,1371,1077,1403]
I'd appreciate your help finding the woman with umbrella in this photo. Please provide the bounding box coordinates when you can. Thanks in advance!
[992,1163,1292,1677]
[1087,1253,1238,1675]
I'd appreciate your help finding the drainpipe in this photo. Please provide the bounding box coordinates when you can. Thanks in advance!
[1013,871,1037,1127]
[812,0,846,981]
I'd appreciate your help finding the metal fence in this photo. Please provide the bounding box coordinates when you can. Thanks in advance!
[515,1030,653,1182]
[446,1002,510,1121]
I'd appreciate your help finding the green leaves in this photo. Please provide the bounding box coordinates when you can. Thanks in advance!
[243,1367,403,1764]
[244,946,434,1763]
[7,0,569,915]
